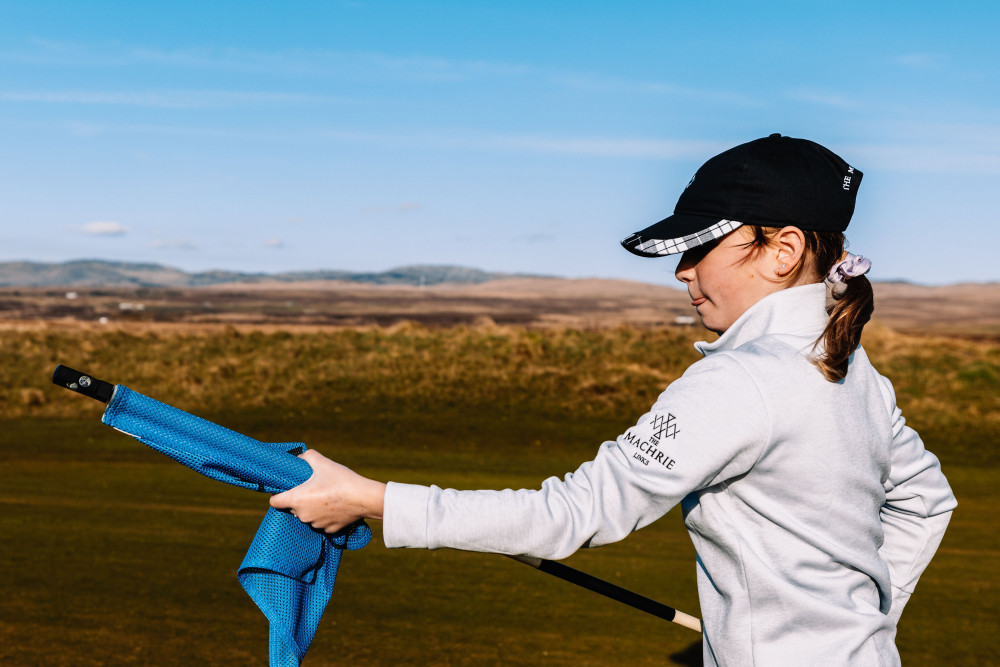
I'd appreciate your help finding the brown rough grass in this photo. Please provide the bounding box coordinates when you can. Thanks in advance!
[4,319,996,466]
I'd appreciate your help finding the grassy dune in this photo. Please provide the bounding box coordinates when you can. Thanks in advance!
[4,323,997,466]
[1,323,997,665]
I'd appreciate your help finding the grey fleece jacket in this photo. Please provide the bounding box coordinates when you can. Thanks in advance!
[383,283,956,666]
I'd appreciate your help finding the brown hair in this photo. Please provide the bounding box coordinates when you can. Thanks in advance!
[742,226,874,382]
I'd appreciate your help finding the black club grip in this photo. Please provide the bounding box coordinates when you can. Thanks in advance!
[52,365,115,403]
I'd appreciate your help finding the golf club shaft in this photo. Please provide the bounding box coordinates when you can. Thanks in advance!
[52,365,702,633]
[508,554,702,632]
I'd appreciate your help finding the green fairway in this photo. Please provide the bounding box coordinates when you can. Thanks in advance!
[2,325,996,665]
[1,414,706,666]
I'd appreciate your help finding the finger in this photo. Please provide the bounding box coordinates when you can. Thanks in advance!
[271,450,325,509]
[297,449,325,465]
[269,488,296,509]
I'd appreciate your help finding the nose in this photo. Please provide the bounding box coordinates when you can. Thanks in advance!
[675,251,695,283]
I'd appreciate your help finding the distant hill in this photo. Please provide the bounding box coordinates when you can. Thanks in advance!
[0,260,545,288]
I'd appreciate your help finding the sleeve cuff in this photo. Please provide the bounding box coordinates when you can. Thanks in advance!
[382,481,431,548]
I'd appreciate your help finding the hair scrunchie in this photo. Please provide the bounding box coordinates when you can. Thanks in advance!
[826,253,871,284]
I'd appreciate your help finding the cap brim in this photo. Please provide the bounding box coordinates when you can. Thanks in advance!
[621,215,743,257]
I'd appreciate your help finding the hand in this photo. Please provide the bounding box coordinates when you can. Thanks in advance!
[270,449,386,534]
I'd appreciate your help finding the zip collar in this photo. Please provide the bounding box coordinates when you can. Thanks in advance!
[695,283,829,357]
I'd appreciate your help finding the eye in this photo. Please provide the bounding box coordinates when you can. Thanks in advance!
[682,238,721,264]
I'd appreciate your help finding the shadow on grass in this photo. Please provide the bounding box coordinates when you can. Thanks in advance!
[669,640,704,666]
[2,402,996,665]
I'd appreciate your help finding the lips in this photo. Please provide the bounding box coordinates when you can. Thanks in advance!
[691,297,707,307]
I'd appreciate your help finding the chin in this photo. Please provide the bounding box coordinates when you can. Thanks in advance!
[696,313,725,335]
[694,304,732,335]
[701,319,728,335]
[696,320,718,335]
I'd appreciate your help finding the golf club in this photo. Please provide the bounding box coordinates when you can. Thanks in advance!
[53,364,702,635]
[508,555,702,632]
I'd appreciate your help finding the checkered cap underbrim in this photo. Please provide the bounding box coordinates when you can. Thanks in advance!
[623,219,743,256]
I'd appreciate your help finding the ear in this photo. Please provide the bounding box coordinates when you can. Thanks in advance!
[772,226,807,277]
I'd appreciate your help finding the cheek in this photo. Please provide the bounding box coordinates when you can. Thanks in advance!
[704,264,741,299]
[707,266,759,313]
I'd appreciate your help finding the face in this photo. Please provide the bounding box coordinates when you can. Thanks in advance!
[674,227,783,334]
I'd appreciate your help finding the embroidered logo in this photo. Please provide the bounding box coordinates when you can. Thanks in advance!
[621,412,681,471]
[650,412,680,444]
[842,166,855,191]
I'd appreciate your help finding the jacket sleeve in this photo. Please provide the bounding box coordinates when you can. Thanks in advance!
[875,375,957,623]
[382,353,770,559]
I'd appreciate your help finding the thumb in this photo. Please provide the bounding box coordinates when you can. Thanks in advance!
[269,487,294,510]
[270,449,321,509]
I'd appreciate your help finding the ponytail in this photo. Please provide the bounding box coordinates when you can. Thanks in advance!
[743,226,874,383]
[817,271,874,382]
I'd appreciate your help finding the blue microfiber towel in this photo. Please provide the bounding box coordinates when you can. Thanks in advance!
[102,385,371,666]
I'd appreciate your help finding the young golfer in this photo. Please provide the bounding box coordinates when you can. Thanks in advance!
[271,134,956,666]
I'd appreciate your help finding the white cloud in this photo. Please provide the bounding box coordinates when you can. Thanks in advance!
[891,53,948,71]
[81,220,128,236]
[844,142,1000,175]
[3,39,529,82]
[497,135,723,159]
[786,89,858,109]
[553,72,761,107]
[843,120,1000,175]
[3,39,746,106]
[513,232,555,244]
[67,121,103,137]
[129,45,531,83]
[149,239,197,250]
[264,238,285,248]
[326,129,722,160]
[361,201,422,216]
[0,89,335,109]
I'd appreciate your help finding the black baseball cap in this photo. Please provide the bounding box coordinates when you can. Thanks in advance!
[621,134,863,257]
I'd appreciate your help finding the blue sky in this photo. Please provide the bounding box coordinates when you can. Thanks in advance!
[2,1,998,285]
